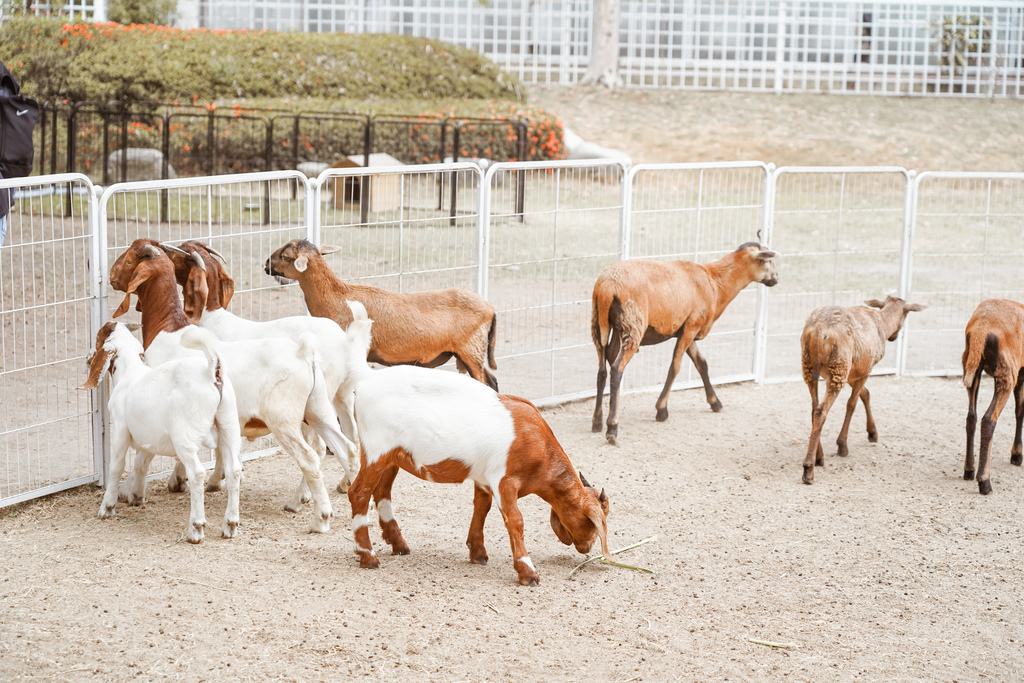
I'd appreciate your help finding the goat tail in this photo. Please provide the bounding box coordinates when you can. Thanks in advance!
[962,331,982,388]
[486,314,498,371]
[179,326,224,392]
[343,299,374,384]
[591,287,610,351]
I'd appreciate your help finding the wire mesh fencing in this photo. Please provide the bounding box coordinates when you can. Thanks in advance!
[5,160,1024,507]
[622,162,772,400]
[762,167,911,383]
[484,160,628,404]
[901,172,1024,377]
[0,174,100,506]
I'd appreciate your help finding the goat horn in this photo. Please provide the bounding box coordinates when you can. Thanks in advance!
[204,245,227,263]
[143,244,163,258]
[599,488,607,503]
[159,243,189,256]
[190,251,207,272]
[579,471,592,488]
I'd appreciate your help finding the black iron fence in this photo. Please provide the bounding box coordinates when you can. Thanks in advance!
[35,101,529,182]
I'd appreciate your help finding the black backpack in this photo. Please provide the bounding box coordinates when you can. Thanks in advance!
[0,61,39,178]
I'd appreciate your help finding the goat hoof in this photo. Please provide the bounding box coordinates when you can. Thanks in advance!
[655,407,669,422]
[469,552,489,565]
[359,555,380,569]
[392,545,411,556]
[222,521,238,539]
[205,481,223,493]
[187,525,205,544]
[591,421,603,433]
[709,399,723,413]
[518,574,540,587]
[283,503,302,514]
[98,505,116,519]
[166,480,185,494]
[1012,453,1023,467]
[802,466,814,485]
[836,446,848,457]
[868,432,878,443]
[978,479,993,495]
[336,480,350,494]
[605,434,618,447]
[963,469,975,481]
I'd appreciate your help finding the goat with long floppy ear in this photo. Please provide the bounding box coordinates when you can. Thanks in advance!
[112,244,166,319]
[161,244,211,323]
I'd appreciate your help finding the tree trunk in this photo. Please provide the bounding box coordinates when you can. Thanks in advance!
[582,0,622,88]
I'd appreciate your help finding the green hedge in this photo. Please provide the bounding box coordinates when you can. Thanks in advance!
[0,16,523,103]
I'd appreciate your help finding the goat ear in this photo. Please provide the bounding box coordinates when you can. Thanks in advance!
[219,271,235,309]
[182,263,209,322]
[113,260,156,318]
[864,299,886,309]
[79,347,113,390]
[294,254,309,273]
[905,302,928,312]
[756,249,777,260]
[318,245,341,255]
[549,509,573,546]
[586,505,612,562]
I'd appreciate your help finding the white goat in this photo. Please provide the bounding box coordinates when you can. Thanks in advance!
[163,240,360,493]
[109,240,357,531]
[80,322,243,543]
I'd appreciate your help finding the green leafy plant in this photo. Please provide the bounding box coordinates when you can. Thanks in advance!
[931,14,992,77]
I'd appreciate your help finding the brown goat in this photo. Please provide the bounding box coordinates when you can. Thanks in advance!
[265,238,499,390]
[800,295,927,484]
[962,298,1024,495]
[591,242,778,445]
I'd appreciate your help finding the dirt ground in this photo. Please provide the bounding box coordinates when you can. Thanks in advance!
[4,90,1024,682]
[530,86,1024,172]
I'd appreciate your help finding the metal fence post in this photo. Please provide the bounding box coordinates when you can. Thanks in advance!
[895,169,918,376]
[753,163,777,384]
[306,174,320,246]
[89,183,110,487]
[620,165,633,261]
[477,165,491,300]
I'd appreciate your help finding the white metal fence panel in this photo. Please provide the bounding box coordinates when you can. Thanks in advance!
[901,172,1024,377]
[0,174,101,506]
[762,167,910,383]
[484,159,627,405]
[96,171,315,470]
[315,163,484,296]
[622,162,771,398]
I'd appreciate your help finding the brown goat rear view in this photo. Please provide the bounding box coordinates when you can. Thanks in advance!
[800,295,926,484]
[961,298,1024,495]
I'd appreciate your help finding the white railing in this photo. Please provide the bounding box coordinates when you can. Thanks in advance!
[3,160,1020,506]
[189,0,1024,97]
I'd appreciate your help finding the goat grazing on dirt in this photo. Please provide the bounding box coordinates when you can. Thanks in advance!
[80,322,243,543]
[340,311,611,586]
[591,242,778,444]
[800,295,927,484]
[164,240,360,491]
[109,239,356,531]
[961,298,1024,495]
[265,238,499,390]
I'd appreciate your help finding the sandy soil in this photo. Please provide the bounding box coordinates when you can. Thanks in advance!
[3,375,1024,681]
[530,86,1024,172]
[4,90,1024,682]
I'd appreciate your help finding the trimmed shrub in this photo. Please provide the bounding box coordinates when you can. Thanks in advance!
[0,16,523,103]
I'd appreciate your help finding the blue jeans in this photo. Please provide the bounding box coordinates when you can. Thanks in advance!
[0,213,7,247]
